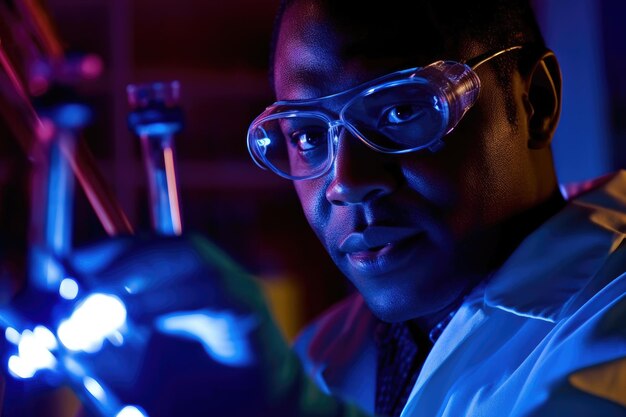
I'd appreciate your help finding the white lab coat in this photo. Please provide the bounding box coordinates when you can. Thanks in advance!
[294,172,626,416]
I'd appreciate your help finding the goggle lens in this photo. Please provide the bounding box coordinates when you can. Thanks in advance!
[248,75,455,180]
[342,79,449,152]
[248,59,491,180]
[249,113,334,180]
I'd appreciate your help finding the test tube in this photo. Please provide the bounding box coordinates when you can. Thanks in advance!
[29,101,92,290]
[127,81,183,236]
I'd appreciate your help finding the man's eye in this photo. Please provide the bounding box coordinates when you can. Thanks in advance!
[290,128,326,151]
[382,104,425,125]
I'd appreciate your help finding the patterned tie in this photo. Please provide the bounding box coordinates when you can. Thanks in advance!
[374,321,433,417]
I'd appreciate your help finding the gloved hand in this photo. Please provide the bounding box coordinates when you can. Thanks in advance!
[59,234,364,417]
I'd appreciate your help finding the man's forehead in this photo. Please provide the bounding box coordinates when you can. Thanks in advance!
[274,41,409,101]
[274,35,338,99]
[277,0,461,57]
[274,1,478,71]
[274,2,465,100]
[274,38,477,103]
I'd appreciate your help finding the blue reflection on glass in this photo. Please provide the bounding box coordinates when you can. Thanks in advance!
[7,327,57,379]
[33,325,58,350]
[5,327,20,345]
[107,330,124,347]
[155,309,258,366]
[83,376,107,403]
[116,405,148,417]
[135,121,181,136]
[257,137,271,151]
[59,278,80,300]
[57,293,127,353]
[8,355,36,379]
[55,103,92,129]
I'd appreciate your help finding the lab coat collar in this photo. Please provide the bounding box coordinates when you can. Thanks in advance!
[484,171,626,322]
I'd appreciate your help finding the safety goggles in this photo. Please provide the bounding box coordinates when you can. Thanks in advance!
[247,46,523,180]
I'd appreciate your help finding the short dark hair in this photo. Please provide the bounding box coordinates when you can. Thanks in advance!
[269,0,547,122]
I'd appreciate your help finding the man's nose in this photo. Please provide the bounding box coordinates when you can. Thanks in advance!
[325,130,398,206]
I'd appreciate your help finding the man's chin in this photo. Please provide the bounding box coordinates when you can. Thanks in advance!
[359,279,464,325]
[362,294,438,323]
[370,307,415,323]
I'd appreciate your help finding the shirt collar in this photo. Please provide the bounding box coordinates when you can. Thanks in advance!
[484,171,626,322]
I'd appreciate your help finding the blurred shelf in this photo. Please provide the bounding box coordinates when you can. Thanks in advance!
[96,158,288,190]
[131,68,272,99]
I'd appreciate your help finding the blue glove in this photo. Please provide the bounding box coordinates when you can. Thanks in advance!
[38,234,365,417]
[1,234,370,417]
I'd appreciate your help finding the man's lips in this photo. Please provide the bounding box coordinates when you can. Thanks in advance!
[339,226,425,253]
[338,226,429,277]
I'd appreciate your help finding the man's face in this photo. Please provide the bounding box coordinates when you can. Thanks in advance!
[273,1,540,322]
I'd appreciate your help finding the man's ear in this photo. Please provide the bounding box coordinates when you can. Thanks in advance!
[526,51,562,150]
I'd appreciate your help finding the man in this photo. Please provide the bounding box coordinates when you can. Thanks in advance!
[2,1,625,416]
[245,0,626,415]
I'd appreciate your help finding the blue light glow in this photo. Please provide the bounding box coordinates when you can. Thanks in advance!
[8,355,36,379]
[83,376,107,403]
[63,356,85,378]
[136,122,180,136]
[55,103,92,129]
[8,328,57,379]
[57,293,127,353]
[256,138,271,148]
[107,330,124,347]
[41,139,74,290]
[155,309,258,366]
[121,276,147,294]
[33,325,58,350]
[42,255,64,290]
[5,327,20,344]
[59,278,79,300]
[116,405,148,417]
